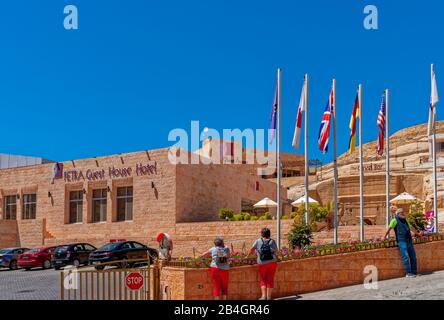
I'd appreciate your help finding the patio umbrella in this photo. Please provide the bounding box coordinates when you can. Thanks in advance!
[253,197,278,208]
[389,192,418,205]
[291,196,319,206]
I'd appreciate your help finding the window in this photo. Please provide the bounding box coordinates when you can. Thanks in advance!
[69,191,83,224]
[121,242,132,249]
[132,242,145,249]
[84,244,96,251]
[92,189,107,223]
[3,195,17,220]
[116,186,133,221]
[22,194,37,220]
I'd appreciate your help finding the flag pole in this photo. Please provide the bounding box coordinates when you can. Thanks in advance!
[432,64,439,232]
[385,89,390,227]
[304,74,310,224]
[358,84,364,242]
[277,68,282,249]
[333,79,338,245]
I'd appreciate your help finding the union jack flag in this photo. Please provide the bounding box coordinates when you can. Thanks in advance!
[318,88,334,154]
[377,93,386,156]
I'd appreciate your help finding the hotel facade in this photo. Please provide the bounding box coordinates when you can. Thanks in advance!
[0,142,304,254]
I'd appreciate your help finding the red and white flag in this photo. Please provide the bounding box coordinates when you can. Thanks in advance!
[292,77,307,150]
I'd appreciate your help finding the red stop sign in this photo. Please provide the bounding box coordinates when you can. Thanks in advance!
[125,272,144,291]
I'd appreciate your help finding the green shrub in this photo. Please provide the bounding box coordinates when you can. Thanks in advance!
[250,216,259,221]
[219,208,234,220]
[242,212,251,221]
[408,200,427,231]
[287,222,313,249]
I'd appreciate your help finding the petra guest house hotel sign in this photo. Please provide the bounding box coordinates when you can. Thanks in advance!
[51,162,158,183]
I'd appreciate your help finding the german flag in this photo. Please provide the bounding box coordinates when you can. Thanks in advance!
[348,92,360,154]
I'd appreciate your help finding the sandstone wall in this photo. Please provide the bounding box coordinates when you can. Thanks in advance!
[161,240,444,300]
[0,220,19,247]
[175,164,288,223]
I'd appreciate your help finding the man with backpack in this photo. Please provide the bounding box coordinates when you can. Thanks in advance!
[200,236,231,300]
[249,228,278,300]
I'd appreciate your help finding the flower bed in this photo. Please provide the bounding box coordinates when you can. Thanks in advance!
[166,233,444,268]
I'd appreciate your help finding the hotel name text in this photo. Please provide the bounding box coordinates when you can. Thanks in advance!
[63,163,157,182]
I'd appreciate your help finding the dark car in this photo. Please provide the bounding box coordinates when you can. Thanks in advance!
[0,247,30,270]
[18,246,56,270]
[89,241,158,270]
[52,243,97,269]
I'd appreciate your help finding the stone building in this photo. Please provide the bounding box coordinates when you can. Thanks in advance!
[0,147,290,253]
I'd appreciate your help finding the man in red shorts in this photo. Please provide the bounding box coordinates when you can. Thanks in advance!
[249,228,278,300]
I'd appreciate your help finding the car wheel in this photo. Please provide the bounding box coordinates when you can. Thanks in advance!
[43,260,51,269]
[73,259,80,268]
[94,265,105,271]
[54,266,62,270]
[9,260,18,270]
[24,268,32,271]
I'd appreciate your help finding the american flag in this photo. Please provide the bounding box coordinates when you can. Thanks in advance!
[317,88,334,154]
[377,94,386,156]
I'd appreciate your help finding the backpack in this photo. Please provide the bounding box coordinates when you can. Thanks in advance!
[259,239,274,261]
[216,247,228,264]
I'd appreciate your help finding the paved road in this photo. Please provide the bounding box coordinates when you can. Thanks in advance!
[0,267,60,300]
[285,270,444,300]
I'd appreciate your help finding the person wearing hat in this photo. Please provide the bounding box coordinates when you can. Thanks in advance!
[384,208,422,278]
[156,232,173,261]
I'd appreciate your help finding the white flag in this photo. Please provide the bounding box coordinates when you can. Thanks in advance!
[428,64,439,136]
[292,78,307,149]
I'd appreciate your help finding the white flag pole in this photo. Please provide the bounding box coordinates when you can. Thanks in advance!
[432,64,439,232]
[304,74,310,224]
[277,68,282,249]
[359,84,364,242]
[333,79,339,244]
[385,89,390,227]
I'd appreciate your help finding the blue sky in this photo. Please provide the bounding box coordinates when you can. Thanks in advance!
[0,0,442,163]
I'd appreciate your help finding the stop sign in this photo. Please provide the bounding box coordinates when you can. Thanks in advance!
[125,272,144,291]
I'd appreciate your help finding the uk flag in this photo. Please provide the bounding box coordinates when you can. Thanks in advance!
[318,88,334,154]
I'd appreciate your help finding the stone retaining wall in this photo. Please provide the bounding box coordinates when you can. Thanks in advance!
[160,240,444,300]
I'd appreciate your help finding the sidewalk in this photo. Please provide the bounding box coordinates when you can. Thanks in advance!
[282,270,444,300]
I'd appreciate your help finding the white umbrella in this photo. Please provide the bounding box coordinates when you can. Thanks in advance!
[291,196,319,206]
[253,197,278,208]
[390,192,418,205]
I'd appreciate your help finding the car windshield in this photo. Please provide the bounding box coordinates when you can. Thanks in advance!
[0,249,13,254]
[55,246,70,253]
[97,243,122,251]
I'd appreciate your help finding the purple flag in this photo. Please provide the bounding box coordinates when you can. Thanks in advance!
[269,85,278,144]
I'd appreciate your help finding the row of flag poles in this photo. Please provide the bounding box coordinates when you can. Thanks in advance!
[270,65,439,247]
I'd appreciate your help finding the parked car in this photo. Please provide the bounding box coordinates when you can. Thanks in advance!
[89,241,158,270]
[52,243,97,269]
[0,248,30,270]
[18,246,57,270]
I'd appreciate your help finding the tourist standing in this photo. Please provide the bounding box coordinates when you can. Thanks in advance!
[249,228,278,300]
[384,208,421,277]
[200,236,230,300]
[156,232,173,261]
